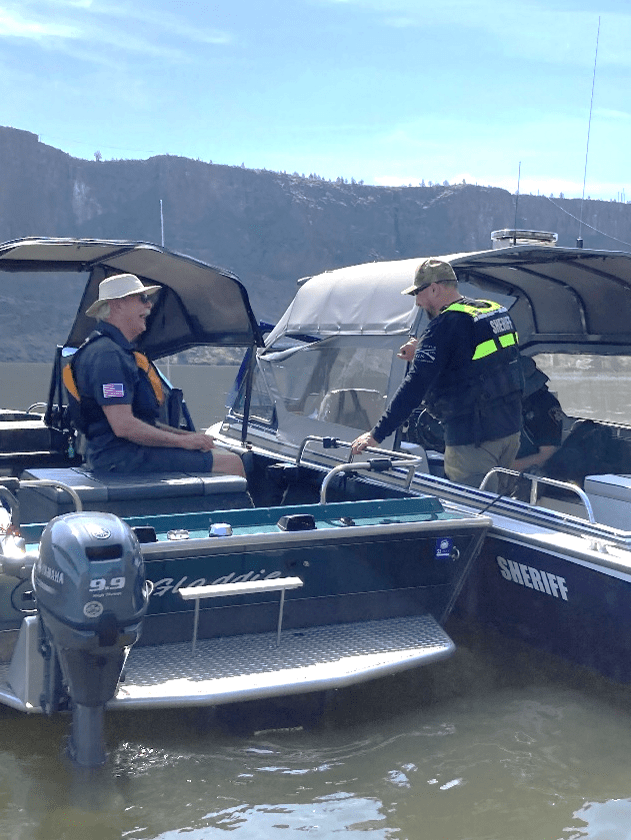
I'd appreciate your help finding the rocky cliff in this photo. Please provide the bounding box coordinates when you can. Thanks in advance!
[1,125,630,360]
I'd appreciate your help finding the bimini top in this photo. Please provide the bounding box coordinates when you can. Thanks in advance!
[0,237,264,357]
[267,244,631,355]
[267,258,424,342]
[453,244,631,354]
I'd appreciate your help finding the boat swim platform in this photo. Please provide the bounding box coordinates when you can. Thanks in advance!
[0,614,454,713]
[113,614,454,710]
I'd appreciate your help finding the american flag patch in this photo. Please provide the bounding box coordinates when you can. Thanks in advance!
[103,383,125,399]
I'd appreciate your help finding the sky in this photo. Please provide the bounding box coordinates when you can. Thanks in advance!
[1,0,630,202]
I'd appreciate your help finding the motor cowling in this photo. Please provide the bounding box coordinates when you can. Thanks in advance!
[33,511,150,710]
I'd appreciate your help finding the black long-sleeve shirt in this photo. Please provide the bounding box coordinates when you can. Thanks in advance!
[372,300,522,447]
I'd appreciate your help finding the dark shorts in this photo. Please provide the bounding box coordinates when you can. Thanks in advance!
[90,444,214,474]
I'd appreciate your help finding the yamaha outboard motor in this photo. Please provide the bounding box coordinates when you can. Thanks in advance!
[33,511,150,767]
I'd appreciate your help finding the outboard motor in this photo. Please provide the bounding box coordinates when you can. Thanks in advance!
[33,511,150,767]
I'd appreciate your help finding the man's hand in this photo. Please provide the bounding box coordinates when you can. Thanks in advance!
[104,404,216,451]
[351,432,378,454]
[397,338,418,362]
[180,432,215,452]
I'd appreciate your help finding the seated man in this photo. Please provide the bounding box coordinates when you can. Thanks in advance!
[66,273,245,477]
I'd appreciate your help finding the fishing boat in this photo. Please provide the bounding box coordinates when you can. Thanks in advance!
[0,237,490,766]
[212,231,631,687]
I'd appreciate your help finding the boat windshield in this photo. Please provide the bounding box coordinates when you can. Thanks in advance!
[233,336,395,431]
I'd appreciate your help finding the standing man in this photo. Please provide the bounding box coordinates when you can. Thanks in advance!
[351,258,523,488]
[66,273,245,477]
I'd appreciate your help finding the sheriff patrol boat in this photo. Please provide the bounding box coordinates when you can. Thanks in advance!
[213,230,631,687]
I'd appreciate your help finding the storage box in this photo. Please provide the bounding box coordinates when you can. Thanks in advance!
[584,473,631,531]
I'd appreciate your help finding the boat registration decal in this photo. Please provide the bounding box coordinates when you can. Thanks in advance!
[496,556,568,600]
[435,538,454,560]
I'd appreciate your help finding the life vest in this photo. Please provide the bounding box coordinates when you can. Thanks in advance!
[62,332,164,437]
[421,298,523,431]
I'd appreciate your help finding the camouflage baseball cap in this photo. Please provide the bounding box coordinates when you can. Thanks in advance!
[401,258,457,296]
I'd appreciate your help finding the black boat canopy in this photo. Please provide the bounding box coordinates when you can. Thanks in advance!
[450,245,631,355]
[0,237,264,358]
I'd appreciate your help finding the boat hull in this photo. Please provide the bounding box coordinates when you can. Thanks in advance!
[130,497,487,646]
[0,495,489,713]
[458,532,631,684]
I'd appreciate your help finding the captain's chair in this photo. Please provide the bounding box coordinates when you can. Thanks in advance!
[317,388,386,430]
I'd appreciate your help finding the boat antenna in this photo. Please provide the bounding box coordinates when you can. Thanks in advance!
[578,16,601,249]
[513,161,521,245]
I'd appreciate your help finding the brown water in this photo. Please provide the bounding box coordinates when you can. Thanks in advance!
[3,636,631,840]
[2,362,631,840]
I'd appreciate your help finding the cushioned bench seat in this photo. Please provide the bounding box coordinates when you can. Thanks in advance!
[18,466,252,522]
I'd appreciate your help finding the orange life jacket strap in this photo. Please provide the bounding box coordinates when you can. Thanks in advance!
[133,352,165,405]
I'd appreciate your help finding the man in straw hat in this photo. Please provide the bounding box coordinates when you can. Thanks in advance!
[351,258,523,488]
[68,273,245,477]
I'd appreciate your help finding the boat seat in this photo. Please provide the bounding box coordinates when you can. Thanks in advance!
[317,388,386,429]
[0,414,60,449]
[0,418,71,475]
[18,466,252,522]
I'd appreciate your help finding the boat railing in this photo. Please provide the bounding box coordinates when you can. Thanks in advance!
[295,435,348,465]
[320,454,425,504]
[178,577,304,652]
[296,436,424,494]
[479,467,596,524]
[26,402,47,416]
[0,477,83,535]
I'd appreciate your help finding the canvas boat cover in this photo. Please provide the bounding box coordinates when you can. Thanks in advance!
[266,245,631,356]
[0,237,263,358]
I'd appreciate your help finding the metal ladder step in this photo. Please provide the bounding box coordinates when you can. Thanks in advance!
[112,614,455,710]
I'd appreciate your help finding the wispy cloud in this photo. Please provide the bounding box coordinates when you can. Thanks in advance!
[0,7,78,39]
[0,1,232,60]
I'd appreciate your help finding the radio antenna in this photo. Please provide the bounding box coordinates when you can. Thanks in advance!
[513,161,521,245]
[578,16,601,248]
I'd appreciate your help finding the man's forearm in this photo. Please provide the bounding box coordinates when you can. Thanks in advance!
[114,414,189,447]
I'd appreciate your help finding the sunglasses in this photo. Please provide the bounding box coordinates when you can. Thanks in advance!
[137,293,152,304]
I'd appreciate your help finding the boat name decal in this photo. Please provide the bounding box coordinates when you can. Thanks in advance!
[150,569,283,597]
[496,556,568,600]
[39,563,64,585]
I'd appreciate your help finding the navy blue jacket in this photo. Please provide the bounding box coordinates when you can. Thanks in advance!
[372,297,522,447]
[71,322,162,471]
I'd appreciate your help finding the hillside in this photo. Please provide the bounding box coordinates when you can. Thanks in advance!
[1,125,631,361]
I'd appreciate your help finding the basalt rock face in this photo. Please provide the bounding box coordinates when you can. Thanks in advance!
[1,125,630,360]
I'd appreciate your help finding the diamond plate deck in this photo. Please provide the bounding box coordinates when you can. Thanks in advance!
[112,614,454,709]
